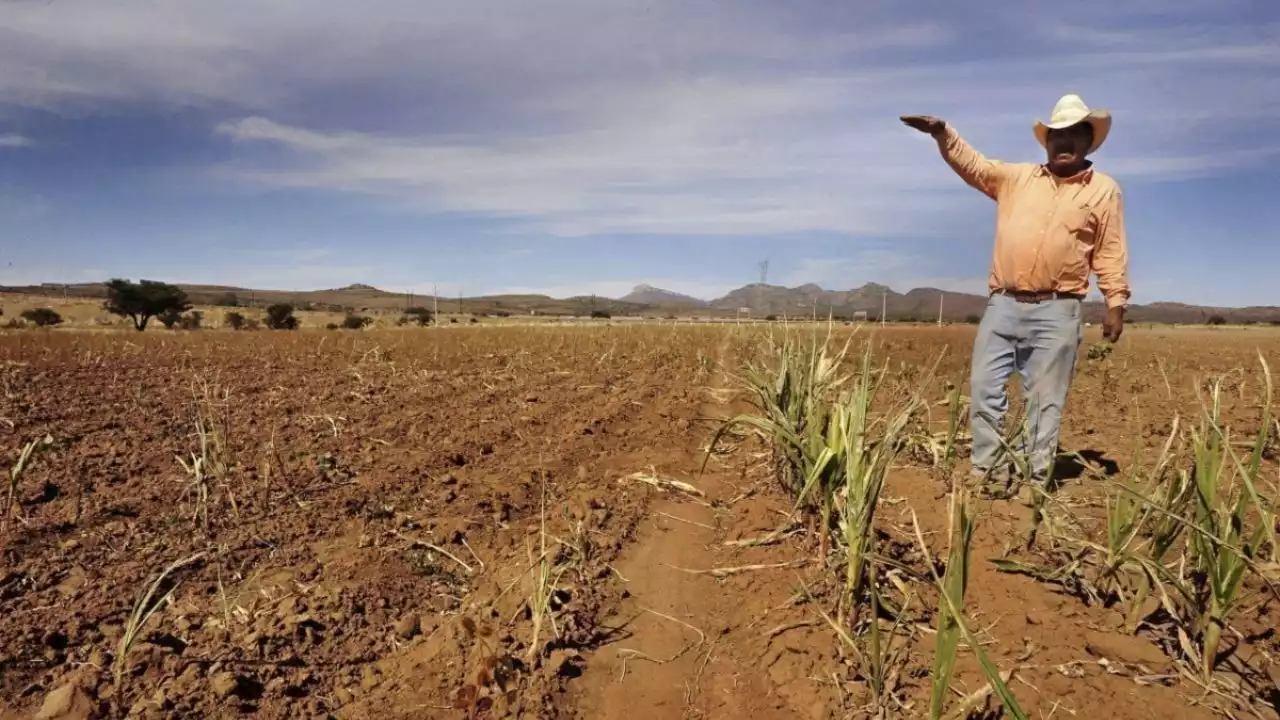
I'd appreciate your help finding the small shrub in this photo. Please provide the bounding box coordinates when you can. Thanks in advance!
[325,323,339,330]
[265,303,299,330]
[1206,314,1226,326]
[20,308,63,327]
[403,306,434,326]
[590,310,611,319]
[224,311,246,330]
[341,314,372,330]
[158,307,184,329]
[3,318,26,329]
[964,314,982,324]
[765,314,779,322]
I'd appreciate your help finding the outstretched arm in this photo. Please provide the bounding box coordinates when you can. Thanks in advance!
[901,116,1008,200]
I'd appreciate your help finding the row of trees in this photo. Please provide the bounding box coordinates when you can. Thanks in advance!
[1,281,443,331]
[93,280,438,331]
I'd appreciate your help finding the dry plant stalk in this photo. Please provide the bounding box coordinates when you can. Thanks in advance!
[526,482,564,662]
[913,489,1026,720]
[620,470,705,498]
[114,553,206,692]
[1183,356,1273,680]
[4,435,51,531]
[176,377,235,530]
[993,356,1277,686]
[928,487,976,719]
[824,344,922,621]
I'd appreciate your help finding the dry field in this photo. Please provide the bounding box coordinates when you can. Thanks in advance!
[1,324,1278,719]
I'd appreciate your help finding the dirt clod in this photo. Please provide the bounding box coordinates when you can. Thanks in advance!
[394,614,420,639]
[34,677,95,720]
[208,672,240,698]
[1084,631,1170,669]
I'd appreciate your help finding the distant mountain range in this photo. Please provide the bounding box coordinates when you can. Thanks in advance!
[3,281,1278,325]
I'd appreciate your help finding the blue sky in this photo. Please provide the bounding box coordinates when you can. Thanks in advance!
[1,1,1277,306]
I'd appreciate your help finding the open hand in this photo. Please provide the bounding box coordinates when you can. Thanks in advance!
[1103,306,1126,343]
[900,115,946,136]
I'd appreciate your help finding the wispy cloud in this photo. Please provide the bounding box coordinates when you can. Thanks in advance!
[187,7,1274,236]
[0,134,33,148]
[2,1,1278,306]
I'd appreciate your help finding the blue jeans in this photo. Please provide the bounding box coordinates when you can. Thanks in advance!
[970,294,1082,480]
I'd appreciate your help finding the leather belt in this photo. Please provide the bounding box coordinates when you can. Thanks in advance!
[992,289,1085,304]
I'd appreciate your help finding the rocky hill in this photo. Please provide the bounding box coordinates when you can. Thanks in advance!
[619,284,708,307]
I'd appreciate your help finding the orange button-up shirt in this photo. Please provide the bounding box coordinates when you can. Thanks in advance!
[936,127,1131,309]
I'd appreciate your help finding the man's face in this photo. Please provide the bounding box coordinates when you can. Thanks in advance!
[1045,122,1094,171]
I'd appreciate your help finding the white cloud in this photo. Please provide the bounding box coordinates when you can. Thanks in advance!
[0,134,33,148]
[2,1,1277,240]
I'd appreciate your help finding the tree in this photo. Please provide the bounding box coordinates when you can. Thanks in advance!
[590,309,612,319]
[224,311,246,330]
[21,308,63,327]
[1207,314,1227,326]
[264,303,299,330]
[964,314,982,324]
[104,279,191,331]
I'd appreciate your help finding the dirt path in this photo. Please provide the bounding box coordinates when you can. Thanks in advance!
[573,343,833,720]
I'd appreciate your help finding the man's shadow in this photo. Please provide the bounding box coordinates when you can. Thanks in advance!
[1053,449,1120,482]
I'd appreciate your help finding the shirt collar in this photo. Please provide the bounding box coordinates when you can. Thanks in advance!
[1037,163,1095,183]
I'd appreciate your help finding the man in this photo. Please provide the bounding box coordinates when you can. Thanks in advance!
[901,94,1130,488]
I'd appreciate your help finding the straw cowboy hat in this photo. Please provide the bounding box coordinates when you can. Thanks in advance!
[1033,94,1111,155]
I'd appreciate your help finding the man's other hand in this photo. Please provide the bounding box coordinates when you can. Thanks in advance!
[900,115,946,136]
[1103,306,1126,343]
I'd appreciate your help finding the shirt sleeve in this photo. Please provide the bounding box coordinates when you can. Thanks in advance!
[1093,188,1131,309]
[934,126,1008,200]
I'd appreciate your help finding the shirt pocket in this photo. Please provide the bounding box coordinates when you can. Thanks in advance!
[1052,202,1096,283]
[1058,202,1096,242]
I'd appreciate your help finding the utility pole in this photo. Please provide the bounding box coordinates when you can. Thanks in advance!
[433,284,439,325]
[881,291,886,326]
[937,292,944,326]
[758,259,769,285]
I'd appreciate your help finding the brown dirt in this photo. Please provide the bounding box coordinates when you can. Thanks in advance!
[0,324,1277,719]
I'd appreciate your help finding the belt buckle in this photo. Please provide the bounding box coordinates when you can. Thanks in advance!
[1005,289,1052,303]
